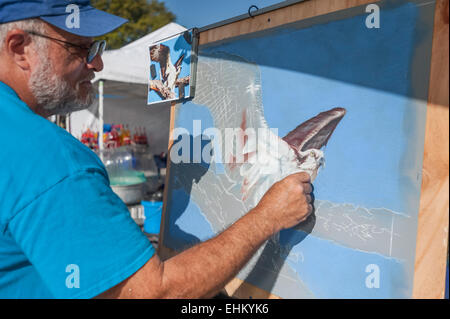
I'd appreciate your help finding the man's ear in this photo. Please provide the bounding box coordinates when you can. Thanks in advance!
[4,30,33,71]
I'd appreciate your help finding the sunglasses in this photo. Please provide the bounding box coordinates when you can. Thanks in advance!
[26,31,106,63]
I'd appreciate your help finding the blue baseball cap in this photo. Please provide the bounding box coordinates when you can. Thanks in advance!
[0,0,128,37]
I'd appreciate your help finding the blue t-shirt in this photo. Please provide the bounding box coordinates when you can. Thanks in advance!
[0,81,155,299]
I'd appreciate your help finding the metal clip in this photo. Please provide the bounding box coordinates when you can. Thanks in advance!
[248,5,259,18]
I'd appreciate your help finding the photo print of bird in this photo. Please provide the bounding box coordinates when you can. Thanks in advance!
[149,42,190,101]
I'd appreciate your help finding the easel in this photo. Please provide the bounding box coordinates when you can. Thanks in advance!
[158,0,449,299]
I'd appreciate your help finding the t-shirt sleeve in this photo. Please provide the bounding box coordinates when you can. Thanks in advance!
[7,168,155,299]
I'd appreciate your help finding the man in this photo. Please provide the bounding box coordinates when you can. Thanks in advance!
[0,1,313,299]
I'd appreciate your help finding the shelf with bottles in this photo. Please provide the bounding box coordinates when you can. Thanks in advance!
[79,124,149,150]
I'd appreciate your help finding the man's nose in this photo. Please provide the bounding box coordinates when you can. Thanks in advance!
[87,54,104,72]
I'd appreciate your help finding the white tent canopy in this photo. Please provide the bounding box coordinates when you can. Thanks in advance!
[70,22,187,151]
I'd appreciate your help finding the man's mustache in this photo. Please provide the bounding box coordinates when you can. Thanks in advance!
[80,73,95,83]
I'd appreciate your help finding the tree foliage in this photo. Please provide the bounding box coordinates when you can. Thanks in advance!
[92,0,175,49]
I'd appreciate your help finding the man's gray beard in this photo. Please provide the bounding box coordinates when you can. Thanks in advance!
[28,58,95,116]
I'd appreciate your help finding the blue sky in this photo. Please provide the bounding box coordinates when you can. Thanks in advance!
[161,0,282,28]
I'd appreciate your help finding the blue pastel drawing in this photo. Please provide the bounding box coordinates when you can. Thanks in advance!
[162,0,435,298]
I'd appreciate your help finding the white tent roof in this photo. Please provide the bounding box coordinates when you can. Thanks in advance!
[94,22,187,85]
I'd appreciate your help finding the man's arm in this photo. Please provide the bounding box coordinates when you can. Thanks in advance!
[97,172,313,299]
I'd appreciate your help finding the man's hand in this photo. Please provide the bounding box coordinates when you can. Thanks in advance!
[96,171,314,299]
[254,172,313,233]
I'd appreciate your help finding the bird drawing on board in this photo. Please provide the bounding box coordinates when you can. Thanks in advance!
[169,52,347,285]
[192,52,346,209]
[172,52,410,295]
[149,43,189,100]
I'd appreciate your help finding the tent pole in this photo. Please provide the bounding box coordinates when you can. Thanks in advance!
[99,80,104,154]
